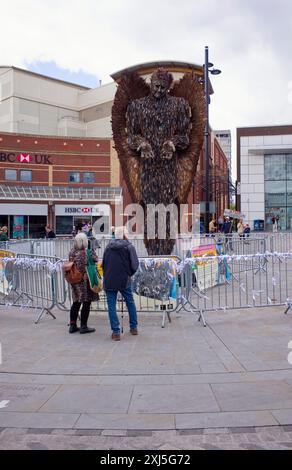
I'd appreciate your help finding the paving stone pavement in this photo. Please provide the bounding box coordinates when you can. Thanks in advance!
[1,427,292,450]
[1,305,292,449]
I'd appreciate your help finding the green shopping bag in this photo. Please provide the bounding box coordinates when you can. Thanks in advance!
[86,249,103,293]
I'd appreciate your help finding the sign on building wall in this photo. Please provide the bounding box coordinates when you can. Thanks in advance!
[55,204,110,216]
[0,152,52,164]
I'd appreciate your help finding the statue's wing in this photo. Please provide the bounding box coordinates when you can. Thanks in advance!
[170,72,205,204]
[112,73,150,203]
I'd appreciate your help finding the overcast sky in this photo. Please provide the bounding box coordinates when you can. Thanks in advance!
[2,0,292,178]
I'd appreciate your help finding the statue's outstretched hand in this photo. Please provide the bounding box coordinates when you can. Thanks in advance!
[162,140,175,160]
[138,141,154,159]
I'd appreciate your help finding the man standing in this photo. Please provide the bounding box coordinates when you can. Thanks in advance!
[102,227,139,341]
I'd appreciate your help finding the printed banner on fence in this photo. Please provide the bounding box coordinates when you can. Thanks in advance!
[132,258,177,301]
[192,244,218,291]
[0,249,16,295]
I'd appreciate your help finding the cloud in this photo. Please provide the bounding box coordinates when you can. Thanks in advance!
[1,0,292,178]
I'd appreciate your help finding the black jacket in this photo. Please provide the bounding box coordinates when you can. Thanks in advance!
[102,239,139,291]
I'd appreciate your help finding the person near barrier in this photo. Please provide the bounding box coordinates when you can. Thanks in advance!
[237,219,245,238]
[0,226,8,241]
[223,217,233,251]
[45,225,56,239]
[243,223,251,238]
[209,217,217,236]
[102,226,139,341]
[68,232,98,334]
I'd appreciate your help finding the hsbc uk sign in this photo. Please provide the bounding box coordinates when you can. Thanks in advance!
[55,205,110,216]
[0,152,52,164]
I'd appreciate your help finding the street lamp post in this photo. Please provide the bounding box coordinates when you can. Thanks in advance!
[203,46,221,233]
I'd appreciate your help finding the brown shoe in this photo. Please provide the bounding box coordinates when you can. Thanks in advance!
[130,328,138,335]
[111,332,121,341]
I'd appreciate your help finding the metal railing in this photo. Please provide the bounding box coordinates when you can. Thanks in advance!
[1,250,292,327]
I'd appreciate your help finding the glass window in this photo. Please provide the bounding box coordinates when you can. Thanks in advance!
[287,155,292,180]
[83,172,95,183]
[287,181,292,205]
[265,180,286,207]
[56,216,74,235]
[264,154,286,180]
[20,170,32,182]
[287,207,292,230]
[68,172,80,183]
[5,169,17,181]
[29,216,47,238]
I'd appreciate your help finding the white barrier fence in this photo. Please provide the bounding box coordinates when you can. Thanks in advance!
[1,250,292,326]
[1,232,292,260]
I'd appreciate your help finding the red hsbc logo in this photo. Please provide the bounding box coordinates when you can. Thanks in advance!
[0,152,52,164]
[17,153,32,163]
[64,207,92,214]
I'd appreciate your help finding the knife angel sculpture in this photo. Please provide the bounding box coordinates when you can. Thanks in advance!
[112,68,205,255]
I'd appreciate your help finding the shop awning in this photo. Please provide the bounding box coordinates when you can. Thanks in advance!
[0,185,122,202]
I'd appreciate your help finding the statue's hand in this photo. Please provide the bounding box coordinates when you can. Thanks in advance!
[162,140,175,160]
[138,141,154,159]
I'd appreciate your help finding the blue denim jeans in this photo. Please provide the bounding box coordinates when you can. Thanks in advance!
[105,286,138,333]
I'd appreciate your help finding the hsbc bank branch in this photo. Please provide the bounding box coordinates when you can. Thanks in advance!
[55,204,111,236]
[0,132,122,238]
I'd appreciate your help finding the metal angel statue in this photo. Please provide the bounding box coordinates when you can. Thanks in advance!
[112,67,205,255]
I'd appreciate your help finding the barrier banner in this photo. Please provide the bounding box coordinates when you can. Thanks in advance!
[132,258,177,301]
[192,244,218,291]
[0,250,16,295]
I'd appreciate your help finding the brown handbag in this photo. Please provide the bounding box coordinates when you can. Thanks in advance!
[62,260,83,284]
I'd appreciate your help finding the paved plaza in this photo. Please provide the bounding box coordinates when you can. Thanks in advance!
[1,304,292,449]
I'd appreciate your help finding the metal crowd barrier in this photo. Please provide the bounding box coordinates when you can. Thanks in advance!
[179,252,292,324]
[1,250,292,327]
[0,253,61,323]
[2,232,292,260]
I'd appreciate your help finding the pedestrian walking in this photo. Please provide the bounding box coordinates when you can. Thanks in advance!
[272,216,278,233]
[102,226,139,341]
[67,233,98,334]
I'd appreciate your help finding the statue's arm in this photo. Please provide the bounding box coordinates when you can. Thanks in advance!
[172,99,190,150]
[126,101,154,159]
[126,101,145,151]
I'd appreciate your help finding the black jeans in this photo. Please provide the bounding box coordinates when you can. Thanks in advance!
[70,301,91,327]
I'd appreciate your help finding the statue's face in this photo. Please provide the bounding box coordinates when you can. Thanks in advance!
[150,76,168,99]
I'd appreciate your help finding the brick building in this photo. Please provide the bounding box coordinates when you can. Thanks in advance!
[0,132,121,238]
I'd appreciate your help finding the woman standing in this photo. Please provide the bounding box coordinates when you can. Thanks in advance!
[68,233,99,334]
[237,219,245,238]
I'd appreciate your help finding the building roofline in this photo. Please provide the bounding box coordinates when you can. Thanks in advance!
[237,124,292,130]
[0,131,109,142]
[0,66,91,90]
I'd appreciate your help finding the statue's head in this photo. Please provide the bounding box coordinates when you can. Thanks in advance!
[150,68,173,99]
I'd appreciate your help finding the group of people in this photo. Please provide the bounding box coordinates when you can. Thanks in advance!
[208,217,250,237]
[71,221,93,238]
[68,226,139,341]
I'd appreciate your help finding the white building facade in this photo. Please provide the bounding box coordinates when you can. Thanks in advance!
[237,125,292,231]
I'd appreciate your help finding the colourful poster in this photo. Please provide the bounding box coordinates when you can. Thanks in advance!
[12,216,24,239]
[192,244,218,291]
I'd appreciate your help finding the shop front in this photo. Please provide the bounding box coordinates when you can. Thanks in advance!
[0,203,48,239]
[55,204,111,236]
